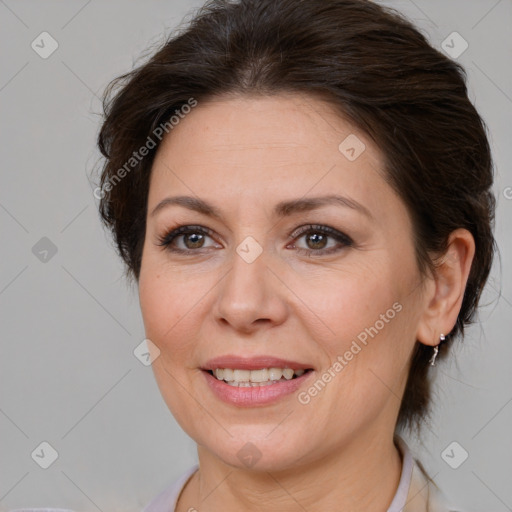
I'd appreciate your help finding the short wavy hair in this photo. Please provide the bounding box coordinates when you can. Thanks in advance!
[96,0,496,431]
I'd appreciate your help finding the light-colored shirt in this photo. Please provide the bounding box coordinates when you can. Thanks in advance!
[142,437,461,512]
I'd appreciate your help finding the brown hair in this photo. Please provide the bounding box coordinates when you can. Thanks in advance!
[96,0,496,431]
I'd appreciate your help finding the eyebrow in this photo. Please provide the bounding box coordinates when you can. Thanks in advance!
[150,194,373,220]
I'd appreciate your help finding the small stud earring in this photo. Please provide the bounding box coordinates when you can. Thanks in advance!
[429,333,445,366]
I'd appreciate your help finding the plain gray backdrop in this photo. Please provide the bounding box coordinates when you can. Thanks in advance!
[1,0,511,511]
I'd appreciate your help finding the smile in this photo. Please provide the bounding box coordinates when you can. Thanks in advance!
[202,367,314,406]
[209,367,308,386]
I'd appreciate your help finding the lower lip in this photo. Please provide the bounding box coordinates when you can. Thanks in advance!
[202,370,313,407]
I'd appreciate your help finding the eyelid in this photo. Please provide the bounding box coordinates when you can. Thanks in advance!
[287,224,353,256]
[156,223,353,255]
[289,224,352,244]
[156,225,218,248]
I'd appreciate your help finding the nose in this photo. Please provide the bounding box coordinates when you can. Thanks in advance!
[212,240,288,334]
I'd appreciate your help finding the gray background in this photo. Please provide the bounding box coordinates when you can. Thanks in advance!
[1,0,511,510]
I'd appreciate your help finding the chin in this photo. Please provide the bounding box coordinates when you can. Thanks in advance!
[198,426,310,472]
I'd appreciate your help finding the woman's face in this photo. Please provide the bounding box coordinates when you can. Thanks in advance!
[139,93,430,470]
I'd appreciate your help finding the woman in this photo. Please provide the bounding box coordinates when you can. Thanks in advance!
[96,0,496,510]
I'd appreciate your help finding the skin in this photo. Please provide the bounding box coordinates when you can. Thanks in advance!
[138,93,475,512]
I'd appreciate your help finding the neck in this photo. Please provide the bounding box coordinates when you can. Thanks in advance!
[178,429,403,512]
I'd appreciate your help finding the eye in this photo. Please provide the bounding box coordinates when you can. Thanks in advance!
[156,223,353,256]
[156,225,219,253]
[289,224,353,256]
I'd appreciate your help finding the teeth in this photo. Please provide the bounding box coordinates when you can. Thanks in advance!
[223,368,234,381]
[250,369,269,382]
[210,367,308,385]
[233,369,251,382]
[268,368,283,381]
[282,368,294,380]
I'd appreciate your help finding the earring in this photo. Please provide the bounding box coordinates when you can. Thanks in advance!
[429,333,445,366]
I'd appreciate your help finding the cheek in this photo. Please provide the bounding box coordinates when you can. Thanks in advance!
[138,272,175,342]
[306,254,419,397]
[139,248,193,334]
[299,259,404,351]
[138,262,208,426]
[138,254,220,367]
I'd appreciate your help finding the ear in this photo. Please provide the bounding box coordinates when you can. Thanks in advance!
[416,228,476,347]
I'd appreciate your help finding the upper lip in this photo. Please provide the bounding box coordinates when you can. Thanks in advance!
[201,355,313,371]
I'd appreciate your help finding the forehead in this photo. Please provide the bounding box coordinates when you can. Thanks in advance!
[155,93,378,160]
[148,93,400,222]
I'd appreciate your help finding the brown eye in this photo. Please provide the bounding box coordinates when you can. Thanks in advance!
[182,232,206,249]
[305,232,328,250]
[157,225,217,253]
[290,225,353,257]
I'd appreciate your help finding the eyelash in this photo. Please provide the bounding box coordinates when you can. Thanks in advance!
[156,224,353,257]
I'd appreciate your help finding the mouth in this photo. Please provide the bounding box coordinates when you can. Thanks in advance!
[200,355,315,406]
[203,367,314,387]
